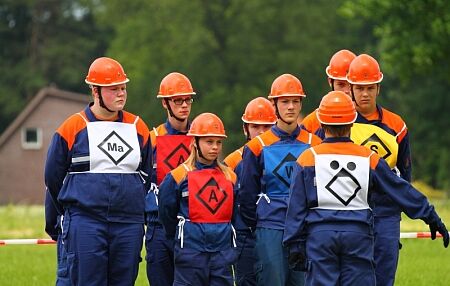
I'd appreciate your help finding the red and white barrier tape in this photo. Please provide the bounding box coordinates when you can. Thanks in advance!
[0,232,448,245]
[0,239,56,245]
[399,232,445,239]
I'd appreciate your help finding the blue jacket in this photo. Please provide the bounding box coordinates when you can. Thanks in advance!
[238,125,321,229]
[284,137,440,248]
[301,104,412,217]
[44,104,152,223]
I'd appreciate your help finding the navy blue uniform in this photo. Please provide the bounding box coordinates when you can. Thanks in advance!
[284,137,440,286]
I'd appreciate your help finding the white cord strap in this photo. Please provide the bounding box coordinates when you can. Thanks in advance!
[256,193,271,204]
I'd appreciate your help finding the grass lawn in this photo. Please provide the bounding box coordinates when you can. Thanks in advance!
[1,202,449,285]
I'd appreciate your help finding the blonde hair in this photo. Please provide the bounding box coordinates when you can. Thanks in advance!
[183,139,234,181]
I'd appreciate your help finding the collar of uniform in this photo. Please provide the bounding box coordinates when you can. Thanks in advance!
[322,137,353,143]
[164,119,190,135]
[194,160,218,170]
[271,124,301,140]
[356,104,383,124]
[85,102,123,122]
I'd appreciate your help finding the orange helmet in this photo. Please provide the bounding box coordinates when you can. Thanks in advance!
[316,91,357,125]
[346,54,383,85]
[242,97,277,124]
[188,113,227,138]
[85,57,129,86]
[157,72,196,98]
[325,49,356,80]
[268,74,306,99]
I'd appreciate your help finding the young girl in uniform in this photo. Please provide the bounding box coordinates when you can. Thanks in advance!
[159,112,237,286]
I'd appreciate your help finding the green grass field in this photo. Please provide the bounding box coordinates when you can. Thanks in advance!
[1,203,449,285]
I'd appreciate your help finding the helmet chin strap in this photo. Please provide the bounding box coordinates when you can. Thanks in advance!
[165,99,185,122]
[96,87,114,113]
[195,137,207,160]
[350,85,360,108]
[243,123,251,141]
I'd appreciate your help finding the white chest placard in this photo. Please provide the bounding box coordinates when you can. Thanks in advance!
[87,120,141,173]
[314,153,370,210]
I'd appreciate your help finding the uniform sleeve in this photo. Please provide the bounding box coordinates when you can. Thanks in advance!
[44,189,60,241]
[44,132,70,214]
[372,158,439,224]
[238,146,262,229]
[397,131,412,182]
[158,173,180,238]
[283,163,308,246]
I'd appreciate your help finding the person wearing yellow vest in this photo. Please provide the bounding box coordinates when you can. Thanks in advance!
[301,49,356,138]
[159,113,238,286]
[223,97,276,286]
[145,72,195,286]
[284,91,448,286]
[347,54,412,286]
[239,74,322,286]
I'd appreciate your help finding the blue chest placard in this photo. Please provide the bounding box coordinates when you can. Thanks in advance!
[262,143,309,196]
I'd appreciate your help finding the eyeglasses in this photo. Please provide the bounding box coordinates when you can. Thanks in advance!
[170,98,194,105]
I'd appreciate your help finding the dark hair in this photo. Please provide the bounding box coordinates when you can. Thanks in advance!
[321,124,352,137]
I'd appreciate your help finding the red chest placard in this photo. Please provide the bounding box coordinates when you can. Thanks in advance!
[187,169,233,223]
[156,135,192,184]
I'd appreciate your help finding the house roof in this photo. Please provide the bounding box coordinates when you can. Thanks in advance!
[0,86,90,148]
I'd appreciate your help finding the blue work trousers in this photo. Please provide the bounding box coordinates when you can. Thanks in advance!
[373,216,401,286]
[61,210,144,286]
[305,230,375,286]
[254,227,305,286]
[145,223,174,286]
[173,244,236,286]
[234,230,257,286]
[55,234,70,286]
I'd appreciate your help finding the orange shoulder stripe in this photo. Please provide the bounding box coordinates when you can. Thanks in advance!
[223,147,244,171]
[369,152,380,170]
[246,130,279,156]
[56,111,88,151]
[226,167,237,185]
[297,148,315,167]
[150,124,167,149]
[301,111,321,134]
[313,142,374,157]
[122,111,150,146]
[381,108,408,143]
[297,129,322,146]
[171,164,189,184]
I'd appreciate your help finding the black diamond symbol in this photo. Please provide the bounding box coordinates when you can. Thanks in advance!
[196,177,228,214]
[360,133,392,160]
[97,131,133,165]
[163,143,190,170]
[325,168,361,206]
[273,153,297,187]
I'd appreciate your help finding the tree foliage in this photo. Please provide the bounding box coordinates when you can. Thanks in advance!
[1,0,447,189]
[0,0,109,131]
[342,0,450,189]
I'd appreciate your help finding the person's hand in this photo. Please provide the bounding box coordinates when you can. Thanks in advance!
[429,220,449,248]
[288,246,307,271]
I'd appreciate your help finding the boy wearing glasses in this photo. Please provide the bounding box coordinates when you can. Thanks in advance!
[145,72,195,286]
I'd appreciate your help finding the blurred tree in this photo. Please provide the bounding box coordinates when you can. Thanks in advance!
[0,0,109,132]
[342,0,450,189]
[96,0,368,152]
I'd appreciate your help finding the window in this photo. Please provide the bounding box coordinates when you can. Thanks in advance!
[21,127,42,150]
